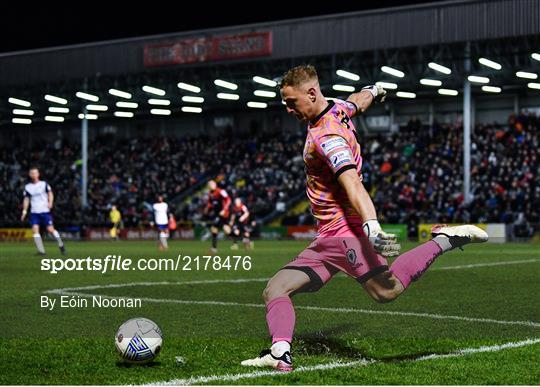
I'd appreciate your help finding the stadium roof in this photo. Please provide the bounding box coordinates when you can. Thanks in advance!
[1,0,540,127]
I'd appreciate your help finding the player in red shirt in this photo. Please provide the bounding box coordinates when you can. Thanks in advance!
[204,180,232,253]
[229,198,253,250]
[241,65,488,371]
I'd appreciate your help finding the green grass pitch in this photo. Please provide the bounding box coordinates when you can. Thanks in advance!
[0,239,539,385]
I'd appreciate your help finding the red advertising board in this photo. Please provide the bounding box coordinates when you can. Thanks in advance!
[144,31,272,66]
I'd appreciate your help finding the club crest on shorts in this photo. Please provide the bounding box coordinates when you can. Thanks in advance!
[346,248,357,264]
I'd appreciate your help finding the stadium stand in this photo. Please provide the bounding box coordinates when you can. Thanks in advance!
[1,112,538,238]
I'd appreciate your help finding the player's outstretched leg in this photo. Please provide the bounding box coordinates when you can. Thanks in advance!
[364,224,488,302]
[46,225,65,255]
[241,269,311,372]
[389,224,488,289]
[32,225,46,255]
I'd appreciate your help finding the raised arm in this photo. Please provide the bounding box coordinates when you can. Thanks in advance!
[346,85,387,117]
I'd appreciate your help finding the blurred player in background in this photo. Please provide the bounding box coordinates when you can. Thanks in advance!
[153,195,169,251]
[20,167,65,256]
[109,205,122,241]
[229,197,253,250]
[204,180,231,253]
[168,213,177,240]
[241,65,488,371]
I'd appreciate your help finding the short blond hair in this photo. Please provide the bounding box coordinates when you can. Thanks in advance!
[280,65,318,88]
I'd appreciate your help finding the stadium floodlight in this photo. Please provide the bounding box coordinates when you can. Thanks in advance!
[381,66,405,78]
[532,53,540,62]
[76,92,99,102]
[478,58,502,70]
[438,88,459,96]
[217,93,240,100]
[516,71,538,80]
[336,69,360,81]
[150,109,171,115]
[86,104,108,111]
[148,99,171,106]
[44,94,68,105]
[8,97,31,107]
[467,75,490,84]
[116,101,138,109]
[181,96,205,103]
[428,62,452,75]
[142,85,166,96]
[108,89,132,99]
[114,111,134,118]
[177,82,201,93]
[482,85,502,93]
[48,107,69,113]
[332,84,355,92]
[12,109,34,116]
[376,81,398,90]
[78,113,98,120]
[181,106,203,113]
[420,78,442,86]
[396,91,416,99]
[12,118,32,124]
[247,101,268,109]
[254,90,277,98]
[214,79,238,90]
[527,82,540,90]
[252,76,277,87]
[45,115,65,122]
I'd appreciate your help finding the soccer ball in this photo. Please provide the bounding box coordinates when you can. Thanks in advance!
[115,317,163,363]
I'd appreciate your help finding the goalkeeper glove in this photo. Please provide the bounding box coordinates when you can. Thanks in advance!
[361,85,387,103]
[362,219,401,257]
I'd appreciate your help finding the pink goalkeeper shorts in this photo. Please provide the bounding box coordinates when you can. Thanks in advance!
[283,217,388,293]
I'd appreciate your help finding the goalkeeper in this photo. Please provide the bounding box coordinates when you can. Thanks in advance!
[241,65,488,372]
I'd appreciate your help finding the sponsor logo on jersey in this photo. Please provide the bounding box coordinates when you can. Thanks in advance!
[320,137,347,155]
[330,150,352,169]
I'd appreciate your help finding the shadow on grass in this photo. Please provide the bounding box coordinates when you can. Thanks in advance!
[116,361,162,368]
[296,325,435,362]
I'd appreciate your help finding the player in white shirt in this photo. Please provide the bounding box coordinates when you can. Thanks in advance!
[152,195,169,251]
[20,167,65,255]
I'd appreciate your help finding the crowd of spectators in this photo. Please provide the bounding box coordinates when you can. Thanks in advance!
[1,112,538,238]
[0,128,305,228]
[281,112,539,237]
[176,130,305,223]
[363,112,539,236]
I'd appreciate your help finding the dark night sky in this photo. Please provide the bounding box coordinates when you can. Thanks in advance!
[2,1,448,53]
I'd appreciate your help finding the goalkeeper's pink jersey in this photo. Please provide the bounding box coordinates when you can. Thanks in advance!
[303,99,363,234]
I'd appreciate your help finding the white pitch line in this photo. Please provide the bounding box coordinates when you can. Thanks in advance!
[143,338,540,385]
[46,289,540,328]
[45,277,270,294]
[432,259,539,271]
[415,337,540,360]
[46,257,539,294]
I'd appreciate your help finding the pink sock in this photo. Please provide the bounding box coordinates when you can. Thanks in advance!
[266,296,295,344]
[390,240,443,289]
